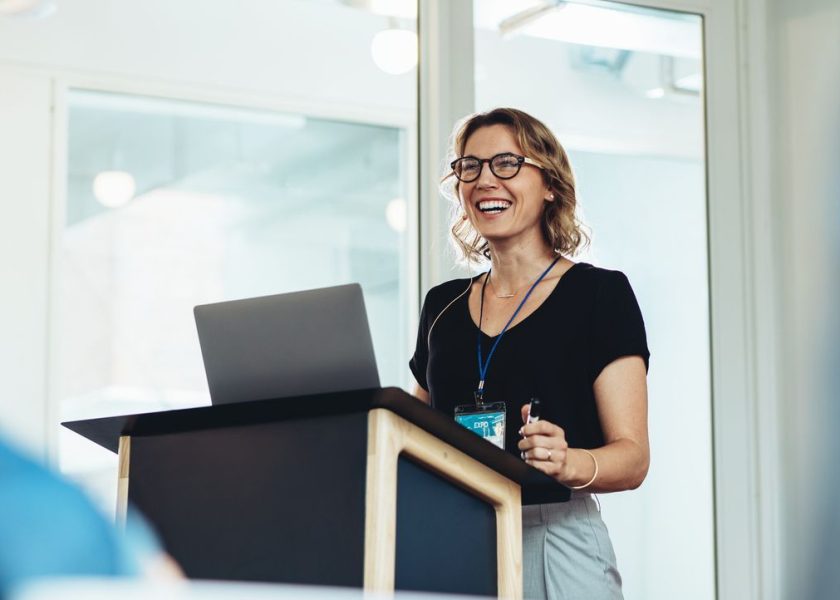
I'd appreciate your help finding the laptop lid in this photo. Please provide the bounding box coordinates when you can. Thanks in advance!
[194,283,380,405]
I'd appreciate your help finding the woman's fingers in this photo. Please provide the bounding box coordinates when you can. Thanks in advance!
[518,419,569,472]
[522,446,567,463]
[524,448,567,476]
[520,403,531,424]
[521,446,553,461]
[518,434,557,451]
[519,420,565,440]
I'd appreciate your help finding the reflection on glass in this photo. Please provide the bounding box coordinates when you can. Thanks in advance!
[472,1,711,598]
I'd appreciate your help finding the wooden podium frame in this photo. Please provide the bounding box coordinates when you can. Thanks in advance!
[364,408,520,596]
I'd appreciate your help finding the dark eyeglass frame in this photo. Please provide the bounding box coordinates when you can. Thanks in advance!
[449,152,543,183]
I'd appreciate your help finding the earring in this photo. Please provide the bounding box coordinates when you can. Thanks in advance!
[461,213,468,220]
[546,193,555,201]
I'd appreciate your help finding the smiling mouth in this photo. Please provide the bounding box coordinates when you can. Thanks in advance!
[477,199,512,214]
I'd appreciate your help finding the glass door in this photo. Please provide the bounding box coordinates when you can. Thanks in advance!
[470,1,712,597]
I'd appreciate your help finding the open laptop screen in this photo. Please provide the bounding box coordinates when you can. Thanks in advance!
[194,283,380,405]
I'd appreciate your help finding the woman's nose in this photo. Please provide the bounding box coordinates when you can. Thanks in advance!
[475,163,498,188]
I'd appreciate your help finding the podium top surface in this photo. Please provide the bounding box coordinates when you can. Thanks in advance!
[62,387,570,504]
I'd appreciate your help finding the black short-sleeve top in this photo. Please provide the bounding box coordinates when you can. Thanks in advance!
[409,262,650,455]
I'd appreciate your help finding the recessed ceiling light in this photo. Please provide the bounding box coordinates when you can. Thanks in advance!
[93,171,136,208]
[371,28,417,75]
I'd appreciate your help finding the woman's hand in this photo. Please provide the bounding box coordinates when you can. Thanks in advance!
[517,403,571,482]
[516,356,650,491]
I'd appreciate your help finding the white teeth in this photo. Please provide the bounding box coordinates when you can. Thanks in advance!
[478,200,512,213]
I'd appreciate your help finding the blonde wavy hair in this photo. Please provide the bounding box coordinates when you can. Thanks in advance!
[441,107,589,263]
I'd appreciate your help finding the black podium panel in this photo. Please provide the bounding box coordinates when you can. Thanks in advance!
[130,412,368,586]
[64,387,569,505]
[394,454,497,596]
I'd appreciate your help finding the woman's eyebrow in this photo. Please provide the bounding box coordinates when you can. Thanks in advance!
[460,151,517,158]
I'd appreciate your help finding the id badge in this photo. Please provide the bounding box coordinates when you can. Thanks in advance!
[454,402,506,450]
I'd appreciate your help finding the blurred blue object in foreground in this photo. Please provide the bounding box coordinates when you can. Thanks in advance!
[0,436,156,596]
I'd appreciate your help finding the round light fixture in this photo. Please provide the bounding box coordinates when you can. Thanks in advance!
[385,197,407,232]
[93,171,136,208]
[370,28,417,75]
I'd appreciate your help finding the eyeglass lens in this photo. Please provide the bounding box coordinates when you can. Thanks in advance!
[454,153,522,182]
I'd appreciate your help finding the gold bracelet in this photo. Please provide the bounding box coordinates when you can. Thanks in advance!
[568,448,599,490]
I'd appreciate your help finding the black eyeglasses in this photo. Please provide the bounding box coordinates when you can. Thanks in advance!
[450,152,543,183]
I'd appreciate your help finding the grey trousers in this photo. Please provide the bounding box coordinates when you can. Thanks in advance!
[522,494,623,600]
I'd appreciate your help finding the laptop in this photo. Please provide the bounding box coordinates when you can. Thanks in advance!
[194,283,380,405]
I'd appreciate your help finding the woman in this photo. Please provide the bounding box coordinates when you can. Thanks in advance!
[409,108,649,600]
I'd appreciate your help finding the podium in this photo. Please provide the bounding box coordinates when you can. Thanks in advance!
[63,387,569,598]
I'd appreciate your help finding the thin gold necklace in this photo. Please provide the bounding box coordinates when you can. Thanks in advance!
[487,272,522,299]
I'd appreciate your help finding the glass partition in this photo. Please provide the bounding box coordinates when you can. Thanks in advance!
[59,89,416,506]
[471,1,712,598]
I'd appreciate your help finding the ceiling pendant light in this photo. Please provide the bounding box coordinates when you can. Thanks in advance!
[370,26,417,75]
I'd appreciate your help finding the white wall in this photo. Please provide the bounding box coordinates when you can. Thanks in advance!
[0,0,413,121]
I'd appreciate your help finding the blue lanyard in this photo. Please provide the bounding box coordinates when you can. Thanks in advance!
[475,255,561,403]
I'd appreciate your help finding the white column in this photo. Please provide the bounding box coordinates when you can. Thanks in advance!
[418,0,475,292]
[0,67,53,456]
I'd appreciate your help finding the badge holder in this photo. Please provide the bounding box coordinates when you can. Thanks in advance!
[454,391,506,450]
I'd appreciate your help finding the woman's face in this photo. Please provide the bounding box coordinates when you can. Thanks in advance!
[458,124,552,250]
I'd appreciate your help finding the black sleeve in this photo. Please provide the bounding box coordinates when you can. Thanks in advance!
[409,292,431,391]
[589,270,650,381]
